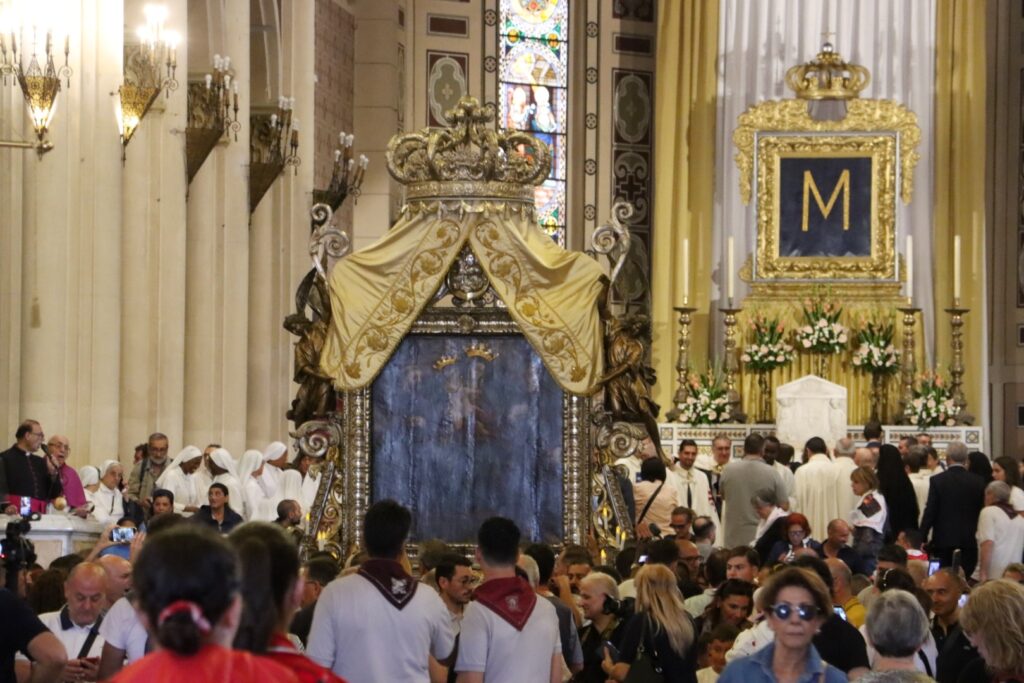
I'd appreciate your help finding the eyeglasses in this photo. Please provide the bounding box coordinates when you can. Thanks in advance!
[767,602,820,622]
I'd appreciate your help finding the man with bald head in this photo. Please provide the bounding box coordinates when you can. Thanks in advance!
[25,562,107,680]
[97,555,132,608]
[825,558,865,628]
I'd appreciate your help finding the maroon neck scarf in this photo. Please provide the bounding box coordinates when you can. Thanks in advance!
[473,576,537,631]
[358,559,418,610]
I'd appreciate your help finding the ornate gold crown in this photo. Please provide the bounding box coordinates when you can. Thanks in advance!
[386,97,550,204]
[465,341,497,362]
[433,355,457,371]
[785,43,870,101]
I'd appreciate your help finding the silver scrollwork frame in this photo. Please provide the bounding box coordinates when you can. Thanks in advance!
[314,306,591,557]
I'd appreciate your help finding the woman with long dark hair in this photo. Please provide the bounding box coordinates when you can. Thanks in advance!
[110,525,297,682]
[875,445,918,541]
[228,523,347,682]
[968,452,994,484]
[994,455,1024,512]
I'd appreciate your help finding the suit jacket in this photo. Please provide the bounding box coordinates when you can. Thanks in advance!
[920,466,985,549]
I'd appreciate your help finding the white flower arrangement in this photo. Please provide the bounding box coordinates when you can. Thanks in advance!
[905,372,959,428]
[794,298,848,355]
[677,368,731,426]
[741,315,795,372]
[851,320,901,374]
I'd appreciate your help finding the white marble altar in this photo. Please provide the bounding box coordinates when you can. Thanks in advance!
[774,375,848,453]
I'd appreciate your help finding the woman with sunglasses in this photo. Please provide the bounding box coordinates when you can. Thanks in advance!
[718,567,846,683]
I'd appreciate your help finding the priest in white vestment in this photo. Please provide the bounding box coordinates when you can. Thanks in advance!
[154,446,204,515]
[832,438,861,526]
[670,439,721,536]
[793,437,841,540]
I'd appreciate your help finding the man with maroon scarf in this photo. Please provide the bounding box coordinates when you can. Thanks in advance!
[455,517,562,683]
[307,500,455,681]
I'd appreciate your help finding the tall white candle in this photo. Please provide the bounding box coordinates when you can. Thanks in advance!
[906,235,913,303]
[953,235,961,302]
[681,237,690,305]
[727,237,735,301]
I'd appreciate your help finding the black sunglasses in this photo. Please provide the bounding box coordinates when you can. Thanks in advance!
[767,602,820,622]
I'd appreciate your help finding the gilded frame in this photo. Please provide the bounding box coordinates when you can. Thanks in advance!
[755,132,897,281]
[732,98,921,285]
[314,307,591,558]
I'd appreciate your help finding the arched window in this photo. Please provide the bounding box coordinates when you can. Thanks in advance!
[497,0,568,246]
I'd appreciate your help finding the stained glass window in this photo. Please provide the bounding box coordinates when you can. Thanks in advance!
[498,0,568,246]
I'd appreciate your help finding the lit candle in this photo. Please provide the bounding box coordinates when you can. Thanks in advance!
[953,235,961,303]
[345,133,354,147]
[338,131,346,145]
[223,55,230,70]
[681,237,690,305]
[213,54,221,69]
[334,149,341,162]
[906,235,913,303]
[204,73,212,89]
[726,237,735,302]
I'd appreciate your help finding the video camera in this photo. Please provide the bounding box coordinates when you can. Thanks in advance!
[1,497,38,592]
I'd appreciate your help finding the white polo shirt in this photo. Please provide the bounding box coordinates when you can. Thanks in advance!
[98,596,148,664]
[455,595,561,683]
[16,608,105,663]
[307,571,455,682]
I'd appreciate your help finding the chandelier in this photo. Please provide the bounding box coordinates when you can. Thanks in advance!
[186,53,240,183]
[117,4,178,161]
[0,0,72,156]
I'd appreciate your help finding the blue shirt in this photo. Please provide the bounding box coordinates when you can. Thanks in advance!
[718,642,847,683]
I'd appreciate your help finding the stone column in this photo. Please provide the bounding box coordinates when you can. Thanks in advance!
[118,0,188,456]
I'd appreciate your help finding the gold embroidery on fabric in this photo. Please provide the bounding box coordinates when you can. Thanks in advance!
[470,221,591,385]
[341,220,466,380]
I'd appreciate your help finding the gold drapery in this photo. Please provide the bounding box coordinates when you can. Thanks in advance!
[319,205,607,395]
[650,0,720,418]
[735,302,925,425]
[934,0,985,416]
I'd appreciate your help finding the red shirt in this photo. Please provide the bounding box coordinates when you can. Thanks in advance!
[110,644,299,683]
[265,633,350,683]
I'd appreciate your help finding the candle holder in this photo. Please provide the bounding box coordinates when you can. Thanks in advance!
[671,305,697,408]
[897,305,920,423]
[720,303,746,422]
[945,303,974,424]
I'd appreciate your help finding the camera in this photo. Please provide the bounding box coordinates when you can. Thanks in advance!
[2,507,37,593]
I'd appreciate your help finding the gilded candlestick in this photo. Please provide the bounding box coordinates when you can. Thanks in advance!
[720,304,745,422]
[671,305,697,406]
[897,305,919,423]
[944,304,973,424]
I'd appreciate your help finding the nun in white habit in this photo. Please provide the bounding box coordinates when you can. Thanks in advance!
[237,449,273,521]
[207,448,244,514]
[155,446,204,515]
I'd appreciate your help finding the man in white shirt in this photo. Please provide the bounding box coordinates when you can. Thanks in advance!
[904,445,932,524]
[794,437,840,540]
[670,439,721,533]
[19,562,107,681]
[90,461,124,525]
[455,516,561,683]
[832,438,860,526]
[976,481,1024,581]
[307,500,455,681]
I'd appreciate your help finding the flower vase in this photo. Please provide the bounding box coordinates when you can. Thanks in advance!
[814,352,829,379]
[869,372,889,423]
[756,371,773,424]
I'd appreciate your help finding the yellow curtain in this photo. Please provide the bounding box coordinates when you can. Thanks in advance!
[933,0,985,419]
[650,0,720,419]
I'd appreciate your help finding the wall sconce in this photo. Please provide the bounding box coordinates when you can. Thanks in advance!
[117,4,178,161]
[185,53,240,183]
[312,132,368,213]
[249,96,300,213]
[0,2,72,156]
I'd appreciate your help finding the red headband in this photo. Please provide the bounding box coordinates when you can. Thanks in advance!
[157,600,212,634]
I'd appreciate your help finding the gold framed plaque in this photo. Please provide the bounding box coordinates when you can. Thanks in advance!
[733,98,920,286]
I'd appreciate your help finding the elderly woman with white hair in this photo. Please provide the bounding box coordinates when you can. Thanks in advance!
[90,460,125,524]
[858,589,934,682]
[577,571,628,683]
[154,446,204,515]
[976,479,1024,581]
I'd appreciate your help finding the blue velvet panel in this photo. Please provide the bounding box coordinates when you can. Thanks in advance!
[371,334,564,543]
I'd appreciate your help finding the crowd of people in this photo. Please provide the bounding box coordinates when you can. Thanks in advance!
[3,419,1024,682]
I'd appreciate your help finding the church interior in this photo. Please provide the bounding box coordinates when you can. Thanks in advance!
[0,0,1022,558]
